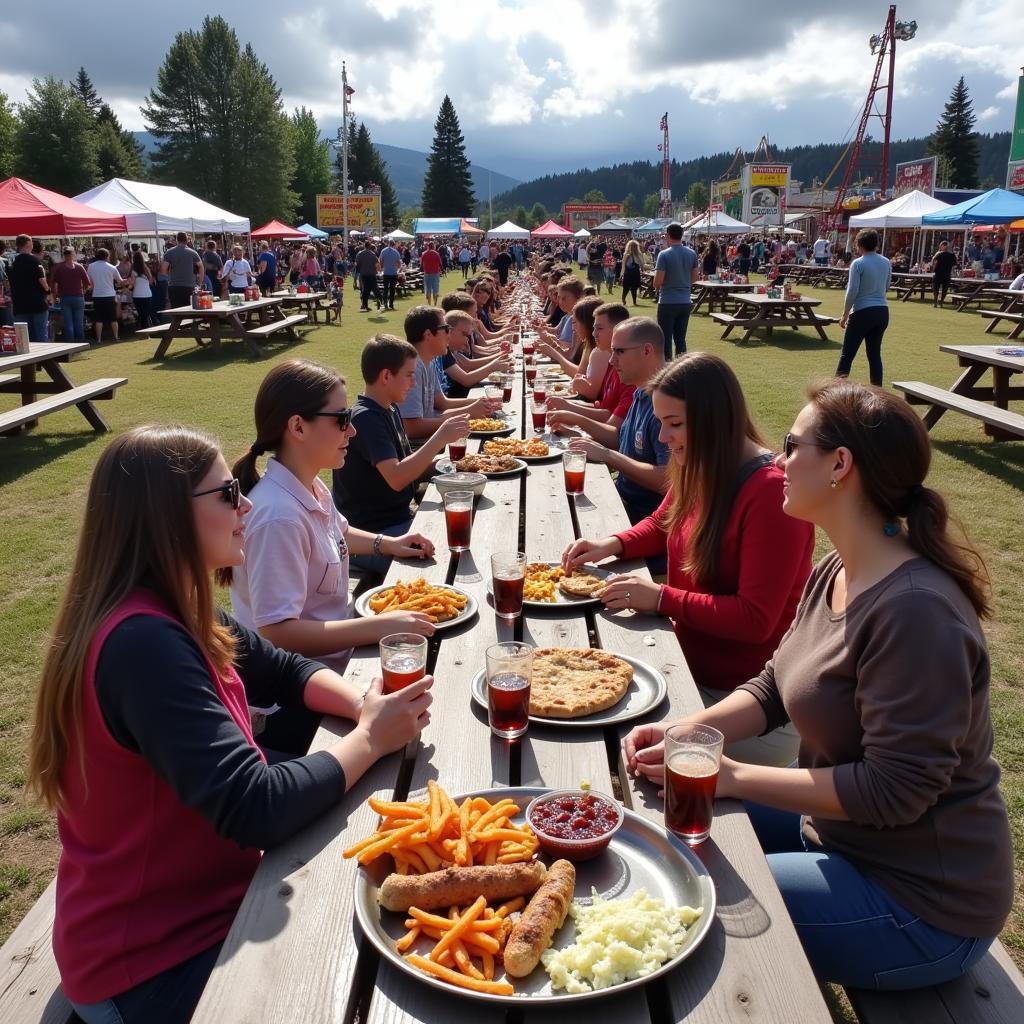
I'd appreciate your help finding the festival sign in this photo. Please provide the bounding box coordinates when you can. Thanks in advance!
[1011,72,1024,162]
[742,164,790,224]
[711,176,742,219]
[893,156,937,197]
[316,194,382,232]
[561,203,622,231]
[1008,160,1024,192]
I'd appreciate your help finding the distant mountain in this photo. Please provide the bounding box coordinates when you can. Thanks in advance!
[132,133,520,211]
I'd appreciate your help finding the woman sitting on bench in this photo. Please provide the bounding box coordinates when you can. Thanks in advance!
[28,424,434,1024]
[625,380,1013,991]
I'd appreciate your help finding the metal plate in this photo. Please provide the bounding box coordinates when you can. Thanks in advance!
[497,561,612,609]
[353,583,478,633]
[353,786,715,1006]
[470,652,667,728]
[480,439,566,464]
[439,457,529,478]
[469,424,516,438]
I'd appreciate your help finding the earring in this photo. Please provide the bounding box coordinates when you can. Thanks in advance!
[883,522,900,537]
[829,479,838,489]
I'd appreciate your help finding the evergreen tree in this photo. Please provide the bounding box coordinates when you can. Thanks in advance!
[0,92,16,179]
[289,106,333,224]
[528,202,548,227]
[142,17,297,221]
[927,76,980,189]
[345,121,401,227]
[95,104,147,179]
[14,77,99,195]
[685,181,709,211]
[421,95,475,215]
[73,67,101,118]
[583,188,606,203]
[512,204,528,227]
[642,192,660,217]
[621,192,637,216]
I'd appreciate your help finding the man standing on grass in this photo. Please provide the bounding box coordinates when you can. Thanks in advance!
[419,241,442,305]
[653,223,698,359]
[8,234,51,341]
[355,240,383,312]
[378,239,402,311]
[162,233,203,309]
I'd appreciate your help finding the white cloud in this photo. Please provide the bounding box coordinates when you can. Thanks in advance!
[978,105,1001,121]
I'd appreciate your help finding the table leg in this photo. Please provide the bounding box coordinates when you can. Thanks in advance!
[922,363,987,428]
[19,364,39,430]
[42,358,110,432]
[738,310,766,343]
[154,318,182,359]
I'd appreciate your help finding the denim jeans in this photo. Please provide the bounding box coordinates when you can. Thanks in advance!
[60,295,86,340]
[836,305,888,387]
[656,301,692,358]
[746,802,992,990]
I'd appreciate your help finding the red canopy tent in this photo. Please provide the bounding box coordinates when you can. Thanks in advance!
[459,219,484,235]
[0,177,128,236]
[251,219,308,241]
[530,219,574,238]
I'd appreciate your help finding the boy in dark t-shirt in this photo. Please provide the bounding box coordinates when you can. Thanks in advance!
[333,334,469,574]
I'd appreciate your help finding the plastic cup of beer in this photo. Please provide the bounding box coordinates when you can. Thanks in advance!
[484,384,503,404]
[448,434,468,462]
[532,381,547,404]
[562,450,586,496]
[525,364,537,384]
[664,723,725,846]
[531,400,547,433]
[379,633,428,694]
[485,641,533,739]
[491,551,527,622]
[501,374,514,403]
[443,489,474,552]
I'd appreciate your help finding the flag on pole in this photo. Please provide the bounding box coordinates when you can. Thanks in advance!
[345,85,355,97]
[659,113,668,131]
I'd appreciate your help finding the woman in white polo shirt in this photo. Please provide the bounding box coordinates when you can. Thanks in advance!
[222,359,436,754]
[219,245,254,295]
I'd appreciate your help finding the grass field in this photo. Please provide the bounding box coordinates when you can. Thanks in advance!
[1,276,1021,979]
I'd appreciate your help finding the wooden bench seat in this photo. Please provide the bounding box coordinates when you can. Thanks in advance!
[0,879,75,1023]
[710,313,754,327]
[134,320,198,337]
[846,940,1024,1024]
[979,311,1024,337]
[244,314,307,339]
[893,380,1024,439]
[950,292,990,309]
[0,378,127,435]
[0,373,19,387]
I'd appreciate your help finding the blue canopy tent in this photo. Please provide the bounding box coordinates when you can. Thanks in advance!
[920,188,1024,225]
[413,217,462,235]
[633,218,674,235]
[297,222,328,239]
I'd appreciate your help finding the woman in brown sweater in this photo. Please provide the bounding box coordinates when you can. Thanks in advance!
[625,380,1013,991]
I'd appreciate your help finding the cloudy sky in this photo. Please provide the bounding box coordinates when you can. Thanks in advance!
[2,0,1021,181]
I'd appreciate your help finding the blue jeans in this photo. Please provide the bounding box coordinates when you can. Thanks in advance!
[657,302,692,359]
[746,802,992,990]
[60,296,86,340]
[836,305,889,387]
[15,310,50,342]
[348,519,413,577]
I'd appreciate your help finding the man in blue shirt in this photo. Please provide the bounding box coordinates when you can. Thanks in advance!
[653,222,699,359]
[378,241,403,310]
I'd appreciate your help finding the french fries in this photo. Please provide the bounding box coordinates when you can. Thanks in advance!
[367,578,468,623]
[468,418,507,432]
[482,438,549,458]
[523,562,565,603]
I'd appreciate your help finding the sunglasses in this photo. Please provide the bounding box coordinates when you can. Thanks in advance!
[434,323,452,334]
[783,433,833,459]
[306,409,354,430]
[193,478,241,509]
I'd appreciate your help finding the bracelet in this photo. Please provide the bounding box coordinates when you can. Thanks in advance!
[656,585,666,615]
[372,534,385,556]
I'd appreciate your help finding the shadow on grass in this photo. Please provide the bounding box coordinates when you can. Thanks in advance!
[140,334,313,371]
[933,438,1024,493]
[729,330,843,352]
[0,431,98,487]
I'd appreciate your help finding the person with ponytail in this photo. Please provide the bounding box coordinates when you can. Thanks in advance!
[624,380,1013,991]
[564,353,814,765]
[28,424,433,1024]
[225,359,436,752]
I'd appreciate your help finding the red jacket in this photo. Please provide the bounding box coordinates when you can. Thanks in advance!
[616,464,813,691]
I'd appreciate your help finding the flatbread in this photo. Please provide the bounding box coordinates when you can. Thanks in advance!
[557,571,607,598]
[529,647,633,719]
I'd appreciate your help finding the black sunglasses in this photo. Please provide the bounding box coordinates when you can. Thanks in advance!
[434,323,452,334]
[783,433,833,459]
[193,478,241,509]
[306,409,354,430]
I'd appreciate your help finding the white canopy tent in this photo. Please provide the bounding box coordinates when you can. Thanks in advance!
[384,228,414,241]
[485,220,530,240]
[73,178,251,234]
[574,228,591,238]
[848,190,952,268]
[683,211,751,235]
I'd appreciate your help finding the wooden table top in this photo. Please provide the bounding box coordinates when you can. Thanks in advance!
[695,280,755,290]
[163,297,285,317]
[939,343,1024,370]
[0,341,90,370]
[190,310,831,1023]
[729,293,822,307]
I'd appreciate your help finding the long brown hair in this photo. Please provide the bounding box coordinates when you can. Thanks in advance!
[650,353,767,587]
[28,425,237,811]
[218,359,344,586]
[808,380,991,617]
[572,295,603,372]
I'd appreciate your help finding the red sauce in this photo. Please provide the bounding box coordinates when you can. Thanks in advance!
[528,792,621,860]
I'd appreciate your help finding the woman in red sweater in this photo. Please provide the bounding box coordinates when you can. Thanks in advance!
[563,352,813,765]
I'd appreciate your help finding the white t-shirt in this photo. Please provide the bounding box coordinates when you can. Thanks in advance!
[221,258,252,289]
[1010,272,1024,291]
[87,260,122,298]
[577,245,589,265]
[131,271,152,298]
[812,238,830,259]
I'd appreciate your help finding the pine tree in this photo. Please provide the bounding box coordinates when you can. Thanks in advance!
[621,193,637,216]
[928,77,980,189]
[95,104,147,179]
[583,188,606,203]
[642,192,660,217]
[345,122,400,227]
[0,92,16,179]
[289,106,333,224]
[512,204,528,227]
[685,181,709,211]
[14,77,99,194]
[528,202,548,227]
[421,95,475,215]
[73,67,101,118]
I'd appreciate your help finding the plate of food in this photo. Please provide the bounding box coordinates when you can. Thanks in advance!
[447,454,529,477]
[469,418,515,438]
[519,561,613,607]
[471,648,667,728]
[481,438,562,463]
[545,381,575,397]
[354,579,477,631]
[348,784,714,1005]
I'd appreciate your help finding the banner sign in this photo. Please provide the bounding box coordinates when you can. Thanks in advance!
[742,163,791,224]
[316,194,381,231]
[1011,73,1024,162]
[711,177,742,219]
[893,156,937,196]
[1008,160,1024,192]
[561,202,622,231]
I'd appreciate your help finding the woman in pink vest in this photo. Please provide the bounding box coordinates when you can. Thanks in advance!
[27,424,433,1024]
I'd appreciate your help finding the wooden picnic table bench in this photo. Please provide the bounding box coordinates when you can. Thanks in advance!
[153,297,308,359]
[691,280,755,315]
[270,290,337,324]
[714,293,837,343]
[979,289,1024,337]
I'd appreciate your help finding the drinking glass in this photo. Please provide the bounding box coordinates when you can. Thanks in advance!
[379,633,428,694]
[443,489,474,552]
[490,551,527,621]
[664,723,725,846]
[531,400,547,433]
[485,641,533,739]
[562,450,586,496]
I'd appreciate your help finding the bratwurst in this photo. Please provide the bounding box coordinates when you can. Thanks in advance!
[503,858,576,977]
[378,861,547,913]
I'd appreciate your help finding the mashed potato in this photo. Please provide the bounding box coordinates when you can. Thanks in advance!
[542,889,702,993]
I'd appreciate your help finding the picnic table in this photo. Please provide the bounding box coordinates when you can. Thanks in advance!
[712,293,837,343]
[145,297,308,359]
[948,277,1015,312]
[894,344,1024,441]
[691,280,754,315]
[0,341,126,436]
[891,272,933,302]
[980,289,1024,338]
[190,352,833,1024]
[271,290,336,324]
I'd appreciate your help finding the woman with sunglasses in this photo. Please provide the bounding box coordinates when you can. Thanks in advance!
[563,353,814,766]
[28,423,433,1024]
[623,380,1013,991]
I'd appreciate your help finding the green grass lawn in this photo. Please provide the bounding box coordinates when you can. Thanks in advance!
[1,276,1021,978]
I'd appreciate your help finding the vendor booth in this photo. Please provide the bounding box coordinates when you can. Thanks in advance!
[485,220,529,240]
[0,177,128,236]
[252,219,308,241]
